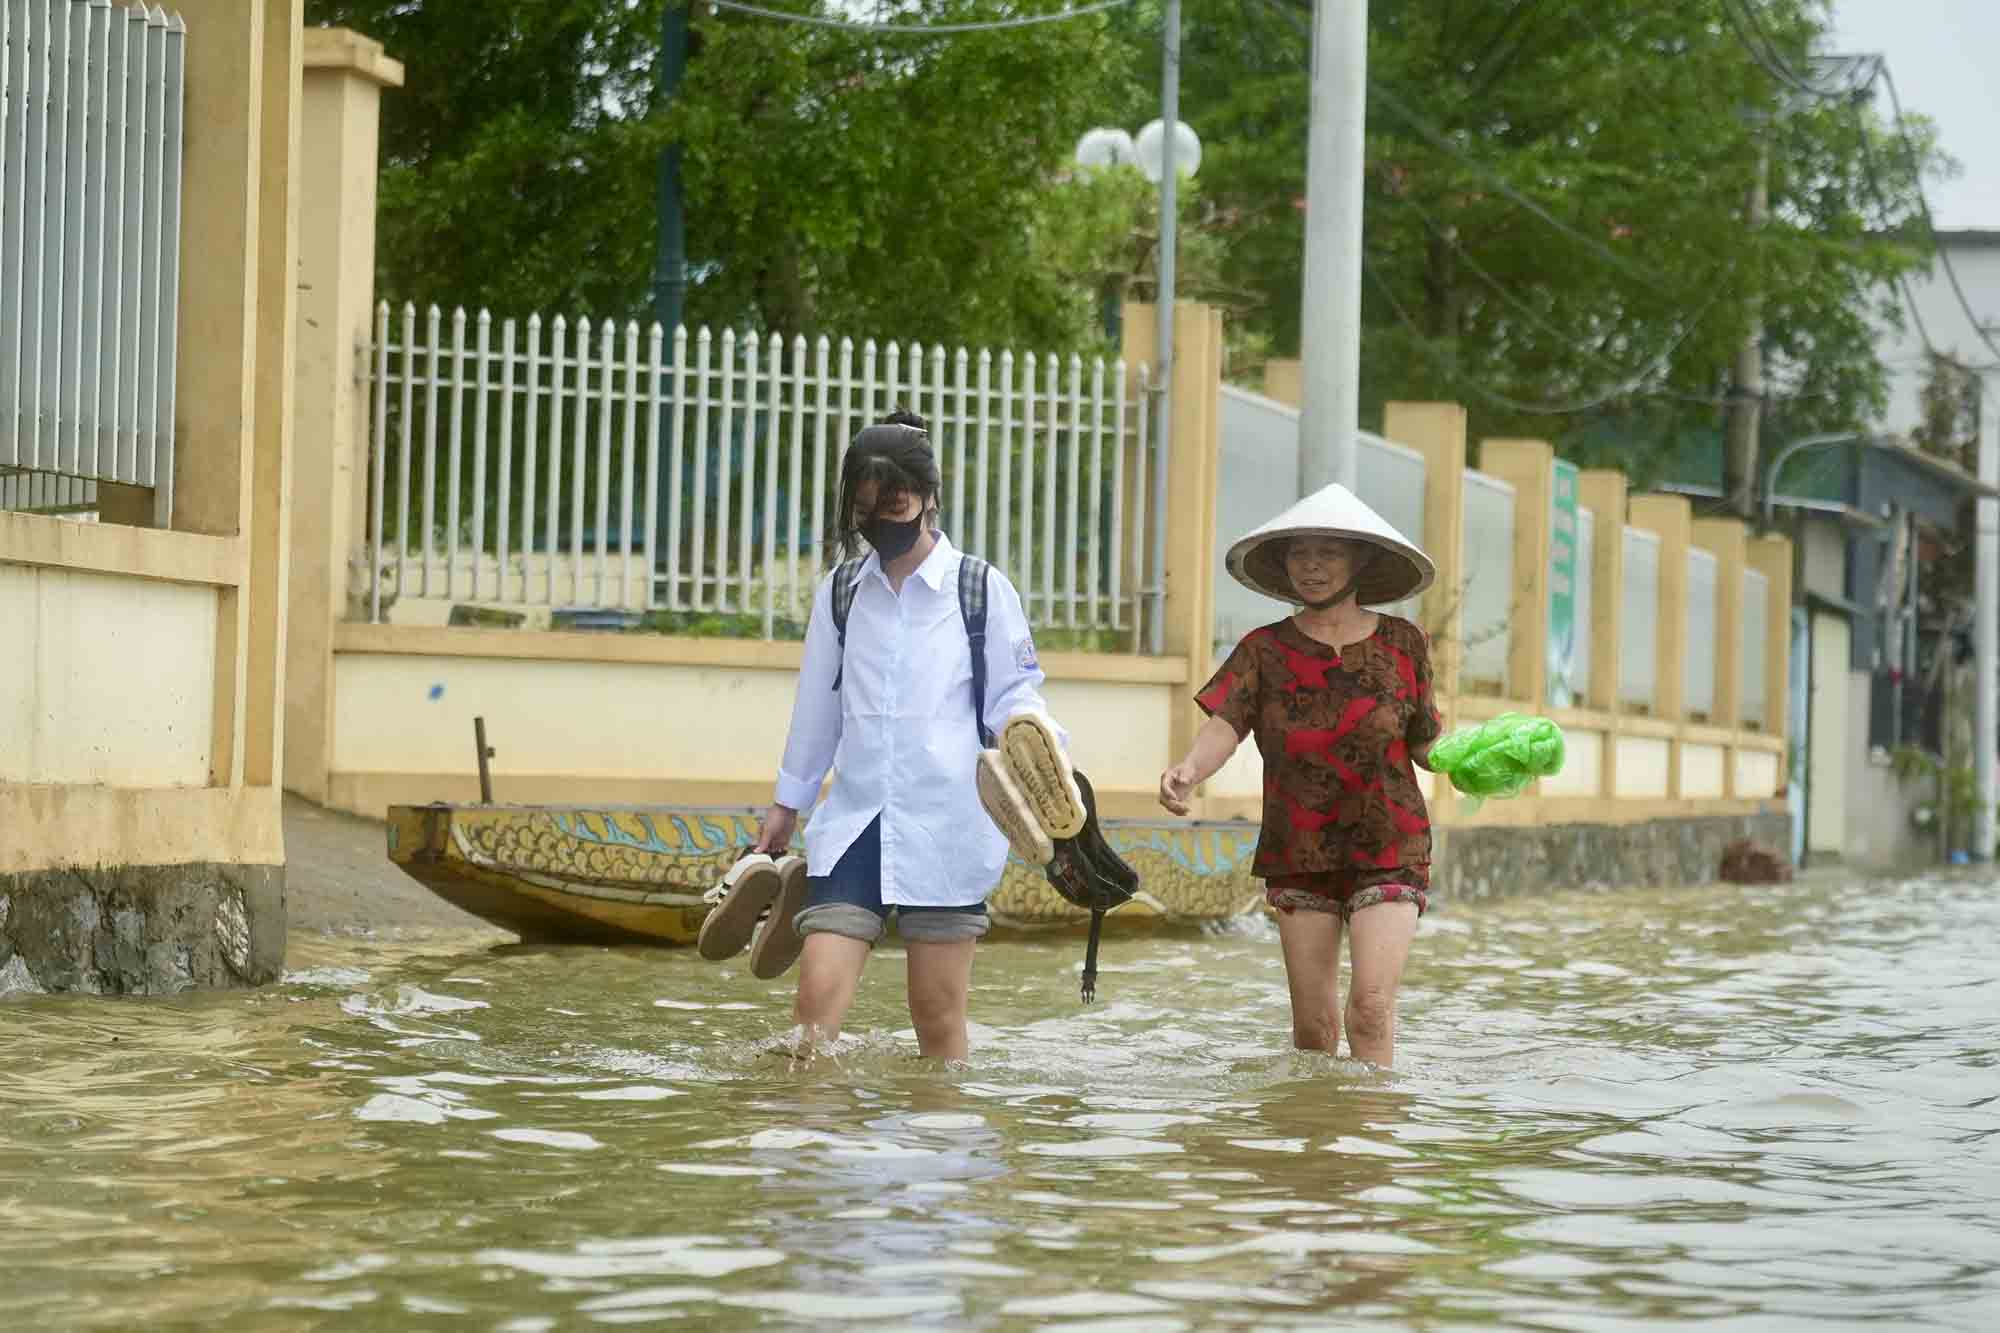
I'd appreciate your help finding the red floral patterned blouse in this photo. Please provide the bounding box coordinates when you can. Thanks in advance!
[1196,616,1444,878]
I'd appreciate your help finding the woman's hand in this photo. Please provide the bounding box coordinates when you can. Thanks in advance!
[752,803,799,855]
[1158,761,1199,816]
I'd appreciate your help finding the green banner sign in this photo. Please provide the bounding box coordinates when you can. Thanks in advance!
[1548,460,1581,708]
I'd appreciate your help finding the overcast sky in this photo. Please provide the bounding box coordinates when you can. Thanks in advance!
[1832,0,2000,229]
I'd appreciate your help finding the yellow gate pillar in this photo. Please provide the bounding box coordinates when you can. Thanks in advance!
[286,30,404,803]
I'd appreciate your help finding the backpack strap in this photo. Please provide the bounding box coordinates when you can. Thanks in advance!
[828,557,867,692]
[959,555,994,747]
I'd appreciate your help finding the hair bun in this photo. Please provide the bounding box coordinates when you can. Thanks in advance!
[882,407,929,434]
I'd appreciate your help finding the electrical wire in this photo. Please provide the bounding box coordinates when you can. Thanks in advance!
[1362,255,1718,417]
[1255,0,1683,298]
[1876,66,2000,369]
[1718,0,1872,101]
[701,0,1131,35]
[1384,191,1745,408]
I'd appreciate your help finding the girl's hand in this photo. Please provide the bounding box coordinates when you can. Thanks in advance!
[752,803,799,855]
[1158,761,1198,816]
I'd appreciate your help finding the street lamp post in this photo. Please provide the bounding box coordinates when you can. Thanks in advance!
[1075,98,1201,655]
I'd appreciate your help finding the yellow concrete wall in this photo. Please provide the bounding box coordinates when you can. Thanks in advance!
[3,0,298,878]
[1540,728,1605,799]
[1615,737,1673,799]
[1735,748,1781,801]
[1680,742,1728,800]
[0,565,219,786]
[323,625,1187,820]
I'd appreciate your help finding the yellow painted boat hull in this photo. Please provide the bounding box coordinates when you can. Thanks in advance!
[386,803,1264,946]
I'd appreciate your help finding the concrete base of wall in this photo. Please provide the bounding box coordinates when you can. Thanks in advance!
[1432,811,1793,904]
[0,862,286,997]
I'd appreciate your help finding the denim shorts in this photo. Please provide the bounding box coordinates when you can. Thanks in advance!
[794,816,991,945]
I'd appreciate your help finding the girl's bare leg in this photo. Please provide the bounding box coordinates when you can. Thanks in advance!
[793,933,872,1045]
[904,939,976,1060]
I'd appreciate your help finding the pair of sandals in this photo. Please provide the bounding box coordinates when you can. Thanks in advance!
[979,713,1140,1002]
[696,853,809,979]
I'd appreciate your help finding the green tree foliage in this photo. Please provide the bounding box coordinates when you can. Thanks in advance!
[307,0,1144,348]
[309,0,1950,476]
[305,0,671,319]
[1147,0,1949,468]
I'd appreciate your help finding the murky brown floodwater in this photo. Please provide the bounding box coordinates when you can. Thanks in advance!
[3,871,1997,1331]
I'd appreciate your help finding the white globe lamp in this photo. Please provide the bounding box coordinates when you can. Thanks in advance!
[1133,118,1202,184]
[1073,127,1138,170]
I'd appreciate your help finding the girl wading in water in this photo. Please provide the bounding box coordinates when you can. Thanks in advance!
[701,412,1070,1061]
[1159,485,1441,1067]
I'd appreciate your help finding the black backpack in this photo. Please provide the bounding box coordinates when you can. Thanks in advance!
[828,552,996,748]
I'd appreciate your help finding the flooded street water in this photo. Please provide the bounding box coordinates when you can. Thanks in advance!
[4,871,1997,1331]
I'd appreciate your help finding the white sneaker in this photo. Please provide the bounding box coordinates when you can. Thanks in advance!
[977,749,1054,865]
[749,855,811,979]
[697,854,781,961]
[998,711,1087,840]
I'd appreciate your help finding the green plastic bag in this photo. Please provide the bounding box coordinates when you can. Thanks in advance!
[1429,713,1566,814]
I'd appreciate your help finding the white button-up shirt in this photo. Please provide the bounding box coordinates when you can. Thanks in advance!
[774,533,1057,908]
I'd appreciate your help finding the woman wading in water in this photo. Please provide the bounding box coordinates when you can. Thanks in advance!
[1159,485,1440,1067]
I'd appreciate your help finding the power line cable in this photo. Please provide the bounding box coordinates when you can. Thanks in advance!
[1876,66,2000,369]
[1719,0,1872,101]
[1362,254,1719,417]
[1384,191,1746,408]
[1255,0,1687,298]
[702,0,1131,34]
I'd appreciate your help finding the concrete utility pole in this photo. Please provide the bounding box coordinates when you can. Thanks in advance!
[1147,0,1181,656]
[652,2,689,333]
[1297,0,1368,497]
[1725,137,1769,519]
[1976,371,1998,860]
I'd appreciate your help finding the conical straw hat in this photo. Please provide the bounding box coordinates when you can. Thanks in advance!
[1225,483,1435,607]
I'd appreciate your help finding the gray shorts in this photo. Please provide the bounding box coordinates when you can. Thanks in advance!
[795,818,989,945]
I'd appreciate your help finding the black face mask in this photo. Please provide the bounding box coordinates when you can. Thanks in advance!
[862,512,926,560]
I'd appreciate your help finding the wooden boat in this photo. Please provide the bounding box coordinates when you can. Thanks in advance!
[386,800,1266,947]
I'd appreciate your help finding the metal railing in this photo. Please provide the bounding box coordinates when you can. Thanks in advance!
[361,303,1154,639]
[1,0,185,521]
[0,464,93,512]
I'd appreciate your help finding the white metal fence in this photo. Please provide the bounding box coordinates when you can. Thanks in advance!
[1,0,185,520]
[1620,526,1661,711]
[1460,469,1515,692]
[0,464,93,511]
[361,304,1154,639]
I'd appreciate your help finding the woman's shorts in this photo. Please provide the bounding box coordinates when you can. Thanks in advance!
[1264,865,1430,921]
[793,816,991,945]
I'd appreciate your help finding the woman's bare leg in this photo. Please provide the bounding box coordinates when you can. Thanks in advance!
[1343,902,1419,1066]
[1275,909,1345,1052]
